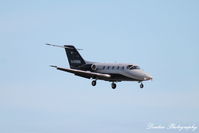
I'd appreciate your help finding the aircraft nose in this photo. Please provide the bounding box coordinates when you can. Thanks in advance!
[144,74,153,81]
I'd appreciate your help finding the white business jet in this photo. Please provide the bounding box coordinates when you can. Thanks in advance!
[46,44,152,89]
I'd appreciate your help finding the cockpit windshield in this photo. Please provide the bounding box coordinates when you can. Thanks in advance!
[127,65,140,70]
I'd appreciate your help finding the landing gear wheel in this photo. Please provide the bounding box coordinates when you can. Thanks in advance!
[111,83,116,89]
[92,80,96,86]
[140,83,144,88]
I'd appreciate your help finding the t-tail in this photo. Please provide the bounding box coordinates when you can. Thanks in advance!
[46,44,91,70]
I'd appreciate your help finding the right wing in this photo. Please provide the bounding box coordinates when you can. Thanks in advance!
[50,65,111,79]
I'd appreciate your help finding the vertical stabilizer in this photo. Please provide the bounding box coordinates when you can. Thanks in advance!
[64,45,86,68]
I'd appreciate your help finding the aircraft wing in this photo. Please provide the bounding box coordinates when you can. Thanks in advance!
[50,65,111,79]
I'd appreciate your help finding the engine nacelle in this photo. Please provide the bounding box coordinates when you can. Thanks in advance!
[91,64,97,71]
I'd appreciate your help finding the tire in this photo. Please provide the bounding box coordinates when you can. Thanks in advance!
[92,80,96,86]
[111,83,116,89]
[140,83,144,88]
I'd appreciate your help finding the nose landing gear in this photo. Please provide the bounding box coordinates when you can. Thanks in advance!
[140,83,144,88]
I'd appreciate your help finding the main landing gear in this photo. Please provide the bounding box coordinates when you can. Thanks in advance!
[140,82,144,88]
[91,80,117,89]
[91,80,96,86]
[111,82,116,89]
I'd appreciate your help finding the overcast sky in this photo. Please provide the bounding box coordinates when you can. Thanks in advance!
[0,0,199,133]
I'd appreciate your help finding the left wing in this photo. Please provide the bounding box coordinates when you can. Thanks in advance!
[50,65,111,79]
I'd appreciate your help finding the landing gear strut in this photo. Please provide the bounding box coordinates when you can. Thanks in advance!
[111,82,116,89]
[91,80,96,86]
[140,83,144,88]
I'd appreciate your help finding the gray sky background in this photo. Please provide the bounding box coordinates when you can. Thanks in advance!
[0,0,199,133]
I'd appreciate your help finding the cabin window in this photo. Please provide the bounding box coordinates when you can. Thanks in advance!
[112,66,114,69]
[107,66,109,69]
[122,66,124,70]
[117,66,120,69]
[103,66,105,70]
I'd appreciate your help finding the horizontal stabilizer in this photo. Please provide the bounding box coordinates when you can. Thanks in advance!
[46,43,83,50]
[50,65,57,68]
